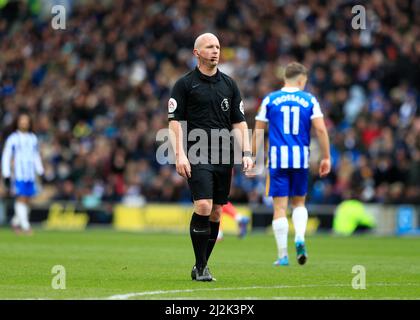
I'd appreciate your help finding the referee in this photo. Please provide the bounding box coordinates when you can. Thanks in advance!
[168,33,254,281]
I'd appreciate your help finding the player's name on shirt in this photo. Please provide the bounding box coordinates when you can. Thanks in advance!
[271,94,310,108]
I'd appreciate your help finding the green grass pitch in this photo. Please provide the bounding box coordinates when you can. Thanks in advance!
[0,228,419,300]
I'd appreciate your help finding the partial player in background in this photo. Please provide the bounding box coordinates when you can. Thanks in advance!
[252,62,331,266]
[1,112,44,235]
[217,202,250,241]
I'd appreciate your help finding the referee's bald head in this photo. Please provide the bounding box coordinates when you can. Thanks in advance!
[194,33,219,50]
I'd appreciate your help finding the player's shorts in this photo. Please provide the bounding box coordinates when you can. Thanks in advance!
[14,180,37,197]
[267,168,308,197]
[187,164,232,205]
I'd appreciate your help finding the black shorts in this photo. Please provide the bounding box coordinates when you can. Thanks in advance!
[187,164,233,205]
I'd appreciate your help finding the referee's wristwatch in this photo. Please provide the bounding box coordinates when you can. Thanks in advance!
[242,151,253,158]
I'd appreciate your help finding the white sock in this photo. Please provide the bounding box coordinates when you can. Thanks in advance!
[272,217,288,258]
[10,201,20,228]
[11,210,20,227]
[11,201,21,227]
[292,206,308,243]
[15,202,30,231]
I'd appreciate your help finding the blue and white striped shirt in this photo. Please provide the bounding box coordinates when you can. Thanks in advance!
[1,131,44,182]
[255,87,323,169]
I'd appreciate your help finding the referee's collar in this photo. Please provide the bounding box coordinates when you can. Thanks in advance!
[281,87,300,92]
[195,67,221,83]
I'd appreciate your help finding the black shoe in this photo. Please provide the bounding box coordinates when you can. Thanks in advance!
[191,265,197,280]
[191,265,215,281]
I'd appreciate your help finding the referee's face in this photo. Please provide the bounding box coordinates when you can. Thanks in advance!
[195,36,220,68]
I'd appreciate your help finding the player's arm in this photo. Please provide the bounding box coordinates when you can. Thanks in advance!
[1,135,14,188]
[169,120,190,178]
[252,96,269,160]
[168,78,190,179]
[34,137,44,177]
[251,120,267,159]
[311,97,331,177]
[232,121,253,171]
[230,80,253,172]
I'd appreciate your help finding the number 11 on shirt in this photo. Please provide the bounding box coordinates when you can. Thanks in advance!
[280,105,300,135]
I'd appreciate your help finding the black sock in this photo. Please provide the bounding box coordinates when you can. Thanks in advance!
[206,221,220,261]
[190,212,210,270]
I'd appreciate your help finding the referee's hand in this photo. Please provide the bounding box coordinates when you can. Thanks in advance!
[175,154,191,179]
[242,156,254,173]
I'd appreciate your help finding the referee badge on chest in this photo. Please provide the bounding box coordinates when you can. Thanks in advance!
[221,98,230,111]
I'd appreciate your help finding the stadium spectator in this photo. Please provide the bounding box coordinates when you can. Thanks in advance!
[0,0,419,206]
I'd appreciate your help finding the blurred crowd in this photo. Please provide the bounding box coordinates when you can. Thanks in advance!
[0,0,419,207]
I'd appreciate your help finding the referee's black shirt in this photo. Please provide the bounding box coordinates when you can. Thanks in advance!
[168,67,246,165]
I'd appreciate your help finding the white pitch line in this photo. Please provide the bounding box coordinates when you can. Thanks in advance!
[106,284,338,300]
[22,283,420,300]
[105,282,420,300]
